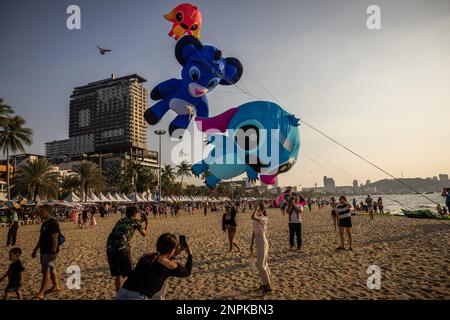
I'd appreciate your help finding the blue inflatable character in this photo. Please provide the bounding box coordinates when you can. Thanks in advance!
[144,35,243,138]
[191,101,300,187]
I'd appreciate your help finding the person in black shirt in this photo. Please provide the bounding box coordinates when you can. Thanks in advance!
[336,196,353,251]
[1,247,25,300]
[115,233,193,300]
[31,205,61,300]
[222,203,240,252]
[81,208,89,229]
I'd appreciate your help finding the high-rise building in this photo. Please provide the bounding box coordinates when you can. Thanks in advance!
[353,180,359,188]
[439,174,449,182]
[68,74,149,156]
[323,176,336,188]
[45,139,69,159]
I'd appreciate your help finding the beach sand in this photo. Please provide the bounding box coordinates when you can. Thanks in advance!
[0,207,449,300]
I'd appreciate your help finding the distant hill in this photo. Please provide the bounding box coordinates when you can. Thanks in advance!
[368,178,448,193]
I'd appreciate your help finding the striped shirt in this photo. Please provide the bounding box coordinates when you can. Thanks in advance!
[336,204,351,219]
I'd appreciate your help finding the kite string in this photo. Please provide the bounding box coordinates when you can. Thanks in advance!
[198,32,439,207]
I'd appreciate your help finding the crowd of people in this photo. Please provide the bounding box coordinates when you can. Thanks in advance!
[1,189,449,300]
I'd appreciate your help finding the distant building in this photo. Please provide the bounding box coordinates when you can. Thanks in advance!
[432,176,439,182]
[439,174,449,182]
[366,179,371,186]
[353,180,359,188]
[323,176,336,189]
[45,139,69,159]
[68,74,151,157]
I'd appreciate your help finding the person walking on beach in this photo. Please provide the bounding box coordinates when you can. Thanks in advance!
[1,247,25,300]
[222,205,240,252]
[106,206,148,292]
[31,205,62,300]
[330,197,338,231]
[115,233,192,300]
[377,197,384,214]
[352,198,357,213]
[6,209,19,247]
[336,196,353,251]
[90,206,97,227]
[250,202,272,294]
[307,198,312,211]
[365,194,374,220]
[287,195,303,255]
[81,207,89,228]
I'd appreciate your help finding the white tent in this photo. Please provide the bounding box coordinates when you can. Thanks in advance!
[98,193,110,202]
[63,192,80,203]
[120,193,132,202]
[105,192,118,202]
[89,192,102,203]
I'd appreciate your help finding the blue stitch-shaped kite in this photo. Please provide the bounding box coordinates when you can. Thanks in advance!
[144,35,243,138]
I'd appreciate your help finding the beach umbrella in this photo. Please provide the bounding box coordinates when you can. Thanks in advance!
[5,201,21,209]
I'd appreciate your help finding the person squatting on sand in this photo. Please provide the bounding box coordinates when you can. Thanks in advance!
[222,203,240,252]
[1,247,25,300]
[106,206,148,292]
[287,194,303,255]
[250,202,272,294]
[115,233,192,300]
[336,196,353,251]
[31,205,62,300]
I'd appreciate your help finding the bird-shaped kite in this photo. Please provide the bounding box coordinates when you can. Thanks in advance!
[164,3,202,40]
[96,45,111,55]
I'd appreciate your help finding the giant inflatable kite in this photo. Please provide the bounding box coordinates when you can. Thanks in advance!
[164,3,202,40]
[144,35,243,138]
[191,101,300,187]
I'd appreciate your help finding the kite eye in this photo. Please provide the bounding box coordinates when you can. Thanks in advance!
[207,77,220,89]
[176,12,183,22]
[189,66,201,81]
[190,24,198,31]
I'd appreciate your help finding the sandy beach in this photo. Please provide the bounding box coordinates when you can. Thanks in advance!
[0,206,449,300]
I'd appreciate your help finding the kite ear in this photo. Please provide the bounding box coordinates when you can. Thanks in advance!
[220,57,243,85]
[175,35,203,66]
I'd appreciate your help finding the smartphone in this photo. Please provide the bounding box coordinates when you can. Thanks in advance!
[179,235,188,250]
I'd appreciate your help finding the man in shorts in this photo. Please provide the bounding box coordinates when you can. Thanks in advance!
[31,204,61,300]
[106,206,148,291]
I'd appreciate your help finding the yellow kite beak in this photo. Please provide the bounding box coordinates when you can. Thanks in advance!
[163,12,174,21]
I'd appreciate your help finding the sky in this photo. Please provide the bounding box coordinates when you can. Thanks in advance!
[0,0,449,187]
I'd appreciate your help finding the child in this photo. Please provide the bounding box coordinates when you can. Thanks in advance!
[1,247,25,300]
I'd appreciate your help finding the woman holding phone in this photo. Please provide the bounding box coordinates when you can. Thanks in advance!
[115,233,192,300]
[250,202,272,294]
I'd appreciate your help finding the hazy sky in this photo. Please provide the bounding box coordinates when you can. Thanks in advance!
[1,0,449,187]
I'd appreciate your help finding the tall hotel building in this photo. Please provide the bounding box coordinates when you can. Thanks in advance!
[68,74,157,167]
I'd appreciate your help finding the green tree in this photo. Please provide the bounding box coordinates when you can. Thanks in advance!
[124,161,143,196]
[60,174,81,196]
[176,161,191,190]
[73,161,105,201]
[0,98,14,127]
[139,166,157,200]
[0,116,33,200]
[12,158,59,201]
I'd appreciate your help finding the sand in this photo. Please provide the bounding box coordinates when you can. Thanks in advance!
[0,207,449,300]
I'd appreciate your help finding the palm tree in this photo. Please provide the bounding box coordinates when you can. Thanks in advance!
[176,161,192,190]
[60,174,81,196]
[0,116,33,200]
[161,164,176,182]
[0,98,14,127]
[124,161,143,197]
[73,161,105,201]
[139,167,157,200]
[12,158,60,201]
